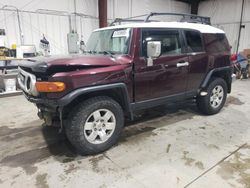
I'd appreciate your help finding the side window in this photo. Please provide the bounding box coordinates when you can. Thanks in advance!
[142,29,182,56]
[204,33,230,53]
[184,30,204,52]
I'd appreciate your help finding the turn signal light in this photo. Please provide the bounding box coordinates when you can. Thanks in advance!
[35,82,65,92]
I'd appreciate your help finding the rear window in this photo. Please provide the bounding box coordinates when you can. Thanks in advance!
[184,30,204,52]
[203,33,230,53]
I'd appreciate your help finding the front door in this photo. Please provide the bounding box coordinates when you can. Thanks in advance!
[134,29,189,102]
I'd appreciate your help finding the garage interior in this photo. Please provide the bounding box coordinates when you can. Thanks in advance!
[0,0,250,187]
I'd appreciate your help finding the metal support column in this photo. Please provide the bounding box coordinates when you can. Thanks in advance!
[191,0,199,15]
[98,0,107,28]
[236,0,245,54]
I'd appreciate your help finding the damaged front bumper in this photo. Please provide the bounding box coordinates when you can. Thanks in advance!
[22,91,61,126]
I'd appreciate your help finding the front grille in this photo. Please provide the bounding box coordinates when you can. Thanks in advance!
[18,67,39,96]
[19,66,33,73]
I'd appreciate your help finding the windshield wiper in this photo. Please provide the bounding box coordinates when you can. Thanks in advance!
[98,51,115,58]
[85,50,97,54]
[85,50,115,57]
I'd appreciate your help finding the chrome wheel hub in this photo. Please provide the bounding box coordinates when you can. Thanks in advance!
[210,85,224,108]
[84,109,116,144]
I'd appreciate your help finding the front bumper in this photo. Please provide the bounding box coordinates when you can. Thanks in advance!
[23,91,59,114]
[23,91,58,106]
[23,92,61,125]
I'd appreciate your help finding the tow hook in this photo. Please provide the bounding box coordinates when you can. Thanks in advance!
[37,110,43,119]
[37,109,53,126]
[44,114,53,126]
[200,91,208,96]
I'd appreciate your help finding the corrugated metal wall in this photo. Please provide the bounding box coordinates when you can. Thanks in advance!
[107,0,190,19]
[2,0,247,54]
[199,0,250,53]
[0,0,189,55]
[0,0,99,54]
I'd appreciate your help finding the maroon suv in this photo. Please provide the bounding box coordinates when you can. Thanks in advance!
[18,13,232,154]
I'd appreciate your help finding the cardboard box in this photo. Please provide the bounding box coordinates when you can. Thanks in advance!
[243,49,250,59]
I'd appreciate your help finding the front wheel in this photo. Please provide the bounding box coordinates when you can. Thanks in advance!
[197,78,228,115]
[65,96,124,155]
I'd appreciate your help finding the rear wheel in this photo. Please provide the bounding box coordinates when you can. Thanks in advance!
[243,66,249,79]
[197,78,227,115]
[65,96,124,155]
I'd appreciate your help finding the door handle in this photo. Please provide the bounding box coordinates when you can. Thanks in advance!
[176,61,189,68]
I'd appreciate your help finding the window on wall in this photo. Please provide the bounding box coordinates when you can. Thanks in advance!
[142,29,182,56]
[184,30,204,52]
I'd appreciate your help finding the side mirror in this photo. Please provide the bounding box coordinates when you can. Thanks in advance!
[147,41,161,58]
[146,41,161,66]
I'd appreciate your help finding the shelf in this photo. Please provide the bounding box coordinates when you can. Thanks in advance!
[0,90,22,98]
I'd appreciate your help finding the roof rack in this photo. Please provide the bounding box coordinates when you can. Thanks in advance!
[110,18,145,26]
[110,12,211,26]
[145,12,211,25]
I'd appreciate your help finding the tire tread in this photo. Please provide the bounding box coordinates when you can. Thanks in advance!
[65,96,124,155]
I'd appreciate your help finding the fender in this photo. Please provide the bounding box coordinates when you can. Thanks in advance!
[58,83,132,117]
[200,66,232,92]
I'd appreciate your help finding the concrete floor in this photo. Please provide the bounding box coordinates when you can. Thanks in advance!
[0,80,250,188]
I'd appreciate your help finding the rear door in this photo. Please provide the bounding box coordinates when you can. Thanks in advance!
[134,28,189,102]
[183,30,209,92]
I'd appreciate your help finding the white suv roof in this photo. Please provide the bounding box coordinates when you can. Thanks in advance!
[95,22,224,34]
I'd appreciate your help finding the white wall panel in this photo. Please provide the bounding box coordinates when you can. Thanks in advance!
[0,0,189,54]
[107,0,190,21]
[199,0,250,52]
[0,0,98,14]
[0,0,98,54]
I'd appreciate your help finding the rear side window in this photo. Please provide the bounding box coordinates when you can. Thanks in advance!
[184,30,204,52]
[203,33,230,53]
[141,29,182,56]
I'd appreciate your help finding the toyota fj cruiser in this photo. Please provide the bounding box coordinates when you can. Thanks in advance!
[18,13,232,155]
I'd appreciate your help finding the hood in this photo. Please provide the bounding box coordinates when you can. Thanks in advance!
[18,54,123,74]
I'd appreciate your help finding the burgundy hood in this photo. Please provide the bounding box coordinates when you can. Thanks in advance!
[19,54,123,73]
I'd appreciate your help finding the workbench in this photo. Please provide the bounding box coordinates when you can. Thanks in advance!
[0,58,22,97]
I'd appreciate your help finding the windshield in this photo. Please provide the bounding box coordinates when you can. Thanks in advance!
[86,28,131,55]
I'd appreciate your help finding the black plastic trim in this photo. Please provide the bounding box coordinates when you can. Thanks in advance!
[201,66,232,90]
[23,91,58,106]
[131,91,196,111]
[60,83,129,105]
[22,83,133,119]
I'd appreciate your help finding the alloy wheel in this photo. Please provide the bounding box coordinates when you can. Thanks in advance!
[210,85,224,108]
[84,109,116,144]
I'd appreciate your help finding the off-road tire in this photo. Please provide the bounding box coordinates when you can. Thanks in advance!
[65,96,124,155]
[197,77,228,115]
[243,66,249,79]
